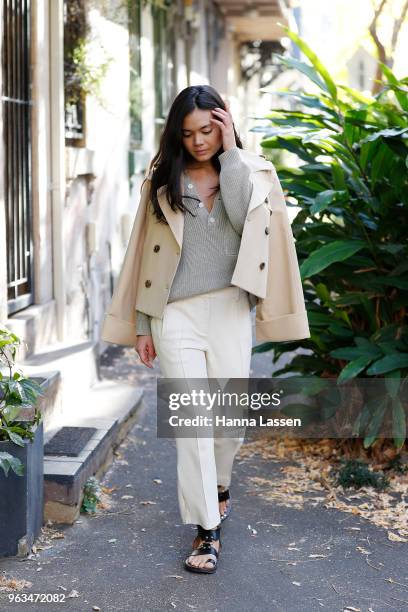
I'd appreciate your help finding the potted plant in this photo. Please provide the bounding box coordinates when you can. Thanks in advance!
[0,325,45,557]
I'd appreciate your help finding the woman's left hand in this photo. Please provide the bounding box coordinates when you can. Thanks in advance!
[210,103,237,151]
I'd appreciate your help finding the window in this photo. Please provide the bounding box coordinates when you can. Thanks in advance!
[2,0,34,314]
[64,0,87,145]
[152,2,176,147]
[129,0,143,148]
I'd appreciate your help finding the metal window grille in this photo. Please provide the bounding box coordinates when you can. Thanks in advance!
[2,0,34,314]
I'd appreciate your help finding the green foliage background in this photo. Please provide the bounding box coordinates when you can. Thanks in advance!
[252,28,408,449]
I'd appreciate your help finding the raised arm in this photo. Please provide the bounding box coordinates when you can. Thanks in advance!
[218,147,253,235]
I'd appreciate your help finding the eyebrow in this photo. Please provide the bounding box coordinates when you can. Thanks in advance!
[182,124,212,132]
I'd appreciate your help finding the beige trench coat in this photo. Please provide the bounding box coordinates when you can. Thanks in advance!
[101,148,310,345]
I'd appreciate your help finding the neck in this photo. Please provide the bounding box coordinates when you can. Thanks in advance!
[186,160,213,171]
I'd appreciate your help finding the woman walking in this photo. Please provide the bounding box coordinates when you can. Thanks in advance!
[101,84,310,574]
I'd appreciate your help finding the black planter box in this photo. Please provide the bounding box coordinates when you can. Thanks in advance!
[0,421,44,557]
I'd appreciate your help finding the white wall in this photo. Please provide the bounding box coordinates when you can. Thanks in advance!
[63,0,131,341]
[32,0,54,305]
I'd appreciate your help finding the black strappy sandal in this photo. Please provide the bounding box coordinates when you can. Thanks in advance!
[184,524,222,574]
[218,487,232,522]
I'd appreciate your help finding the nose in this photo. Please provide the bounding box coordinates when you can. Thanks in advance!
[193,134,204,146]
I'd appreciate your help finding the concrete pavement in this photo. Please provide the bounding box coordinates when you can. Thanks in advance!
[1,339,407,612]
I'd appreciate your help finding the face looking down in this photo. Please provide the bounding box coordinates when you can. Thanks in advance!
[181,108,223,164]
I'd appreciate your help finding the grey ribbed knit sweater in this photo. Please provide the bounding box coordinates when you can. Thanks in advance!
[136,146,253,336]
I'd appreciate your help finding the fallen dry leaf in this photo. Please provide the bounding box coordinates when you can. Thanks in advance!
[238,436,408,540]
[101,486,119,494]
[166,575,184,580]
[356,546,371,555]
[387,531,407,543]
[0,576,32,592]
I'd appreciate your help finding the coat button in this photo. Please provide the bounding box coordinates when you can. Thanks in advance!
[265,227,270,235]
[264,198,268,203]
[145,280,152,288]
[270,210,272,215]
[259,262,265,270]
[153,244,160,252]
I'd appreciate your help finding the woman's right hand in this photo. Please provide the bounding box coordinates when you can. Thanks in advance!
[135,335,157,368]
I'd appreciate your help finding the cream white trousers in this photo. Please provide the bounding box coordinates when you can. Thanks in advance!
[150,285,252,529]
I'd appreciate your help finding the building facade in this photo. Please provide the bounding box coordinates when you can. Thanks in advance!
[0,0,290,425]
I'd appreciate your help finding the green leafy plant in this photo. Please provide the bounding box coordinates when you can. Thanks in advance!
[252,27,408,450]
[0,327,44,477]
[385,455,408,473]
[334,458,390,490]
[64,0,113,109]
[81,476,102,513]
[65,38,112,107]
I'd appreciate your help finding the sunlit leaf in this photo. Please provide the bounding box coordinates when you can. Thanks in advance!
[300,240,366,279]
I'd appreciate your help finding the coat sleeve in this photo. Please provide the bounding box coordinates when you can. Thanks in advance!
[255,164,311,342]
[101,179,151,346]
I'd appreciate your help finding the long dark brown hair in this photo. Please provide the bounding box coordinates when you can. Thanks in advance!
[143,85,243,223]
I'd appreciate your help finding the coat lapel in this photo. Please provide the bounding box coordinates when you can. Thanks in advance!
[246,170,273,216]
[156,185,184,249]
[156,149,273,247]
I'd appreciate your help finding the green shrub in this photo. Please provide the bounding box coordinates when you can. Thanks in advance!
[252,27,408,450]
[335,458,390,490]
[385,455,408,473]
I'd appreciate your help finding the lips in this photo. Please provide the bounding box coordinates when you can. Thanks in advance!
[195,150,208,155]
